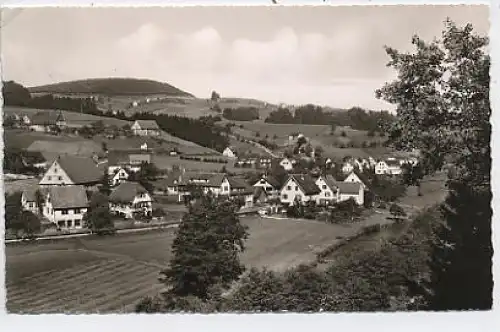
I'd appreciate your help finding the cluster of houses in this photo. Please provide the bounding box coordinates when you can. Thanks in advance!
[5,110,161,138]
[20,154,154,230]
[223,146,273,169]
[330,155,418,176]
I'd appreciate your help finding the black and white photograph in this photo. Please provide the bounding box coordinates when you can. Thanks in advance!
[1,4,492,314]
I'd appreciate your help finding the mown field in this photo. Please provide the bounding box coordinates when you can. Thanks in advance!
[6,215,389,313]
[153,155,247,173]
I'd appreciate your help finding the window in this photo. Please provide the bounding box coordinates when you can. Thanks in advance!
[54,167,58,173]
[325,192,331,197]
[74,219,81,227]
[286,186,291,190]
[61,210,68,215]
[74,208,81,214]
[48,176,52,181]
[322,185,327,189]
[223,186,229,192]
[67,220,72,228]
[282,194,288,199]
[58,176,62,181]
[295,186,299,191]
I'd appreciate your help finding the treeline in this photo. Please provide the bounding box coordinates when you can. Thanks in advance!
[3,81,229,153]
[222,107,259,121]
[2,81,100,114]
[265,104,395,132]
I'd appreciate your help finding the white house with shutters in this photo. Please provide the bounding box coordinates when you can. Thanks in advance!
[280,174,320,205]
[109,182,153,219]
[43,186,89,229]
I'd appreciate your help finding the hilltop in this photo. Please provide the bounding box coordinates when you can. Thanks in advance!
[28,78,194,97]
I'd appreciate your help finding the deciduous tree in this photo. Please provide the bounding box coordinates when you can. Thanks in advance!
[376,20,491,310]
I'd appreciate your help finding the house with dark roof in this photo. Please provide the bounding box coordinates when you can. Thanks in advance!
[131,120,160,136]
[343,171,368,191]
[39,155,103,187]
[110,167,129,187]
[315,174,339,205]
[109,181,153,219]
[337,182,364,205]
[43,185,89,229]
[29,110,66,132]
[375,158,403,175]
[108,150,152,173]
[252,175,281,198]
[175,173,254,207]
[21,187,46,215]
[280,174,320,205]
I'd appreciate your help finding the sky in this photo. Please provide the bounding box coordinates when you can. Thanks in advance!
[0,5,489,110]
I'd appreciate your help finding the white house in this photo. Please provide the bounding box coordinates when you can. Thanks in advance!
[315,175,338,205]
[131,120,160,136]
[140,142,149,151]
[280,174,320,205]
[110,167,129,187]
[21,188,44,215]
[280,158,295,171]
[223,147,237,159]
[336,182,364,205]
[109,181,153,219]
[39,155,103,187]
[343,172,367,191]
[43,185,89,229]
[341,162,355,174]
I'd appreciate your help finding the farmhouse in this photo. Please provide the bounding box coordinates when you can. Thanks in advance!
[336,182,364,205]
[152,170,183,195]
[21,187,45,215]
[109,181,153,219]
[131,120,160,136]
[343,171,367,191]
[177,173,254,206]
[252,175,280,198]
[39,155,102,187]
[375,159,402,175]
[280,174,321,205]
[29,111,67,132]
[315,174,338,206]
[110,167,129,187]
[223,146,238,159]
[108,151,152,173]
[43,185,89,229]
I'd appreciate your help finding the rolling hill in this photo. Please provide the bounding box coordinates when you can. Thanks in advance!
[28,78,194,97]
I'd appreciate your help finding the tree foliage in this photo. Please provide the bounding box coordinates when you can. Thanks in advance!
[159,195,249,299]
[376,20,491,310]
[84,192,115,235]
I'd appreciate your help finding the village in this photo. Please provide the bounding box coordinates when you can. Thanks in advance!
[4,108,421,237]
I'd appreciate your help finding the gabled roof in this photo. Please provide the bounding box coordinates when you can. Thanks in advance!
[288,174,320,195]
[109,181,149,203]
[206,174,227,187]
[323,174,339,191]
[227,176,248,189]
[336,182,362,195]
[253,187,269,199]
[134,120,160,130]
[49,185,88,209]
[27,140,101,157]
[23,186,47,202]
[55,155,102,184]
[30,111,65,126]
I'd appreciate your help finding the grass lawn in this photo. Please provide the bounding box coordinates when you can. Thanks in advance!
[153,155,247,173]
[4,178,40,194]
[6,214,391,313]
